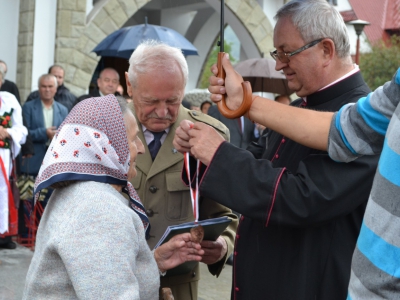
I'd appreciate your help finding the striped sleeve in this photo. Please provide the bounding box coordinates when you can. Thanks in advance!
[330,67,400,298]
[328,67,400,162]
[348,102,400,299]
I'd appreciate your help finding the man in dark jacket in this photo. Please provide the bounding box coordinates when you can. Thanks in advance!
[173,0,379,299]
[75,67,121,106]
[21,74,68,177]
[26,65,76,112]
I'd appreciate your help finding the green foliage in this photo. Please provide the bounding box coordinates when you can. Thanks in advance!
[198,41,237,89]
[360,35,400,91]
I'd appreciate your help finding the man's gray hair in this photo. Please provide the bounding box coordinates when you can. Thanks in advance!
[127,40,188,88]
[275,0,350,58]
[38,74,58,88]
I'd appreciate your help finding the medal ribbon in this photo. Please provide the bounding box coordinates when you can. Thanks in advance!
[184,152,200,222]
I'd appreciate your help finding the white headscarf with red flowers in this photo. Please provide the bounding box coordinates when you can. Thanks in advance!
[34,94,150,238]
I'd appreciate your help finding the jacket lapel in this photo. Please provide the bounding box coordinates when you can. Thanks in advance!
[135,125,153,177]
[135,106,186,180]
[52,102,62,127]
[34,99,45,128]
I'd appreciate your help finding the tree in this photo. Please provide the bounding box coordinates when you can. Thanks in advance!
[198,41,237,89]
[360,35,400,91]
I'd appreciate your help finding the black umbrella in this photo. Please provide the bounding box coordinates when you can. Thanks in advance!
[216,0,252,119]
[234,58,294,95]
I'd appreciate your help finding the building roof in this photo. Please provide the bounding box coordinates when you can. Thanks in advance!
[346,0,400,43]
[385,0,400,30]
[340,10,357,23]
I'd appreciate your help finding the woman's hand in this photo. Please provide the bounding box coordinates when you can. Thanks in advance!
[154,232,204,273]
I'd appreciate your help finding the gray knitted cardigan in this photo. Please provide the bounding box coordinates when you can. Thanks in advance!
[23,181,159,300]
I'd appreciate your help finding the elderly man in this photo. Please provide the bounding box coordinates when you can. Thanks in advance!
[174,0,379,299]
[0,64,28,249]
[20,74,68,178]
[26,65,76,112]
[125,40,238,300]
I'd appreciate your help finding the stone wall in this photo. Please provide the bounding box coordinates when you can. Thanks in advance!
[17,0,36,102]
[17,0,272,99]
[55,0,151,97]
[226,0,274,55]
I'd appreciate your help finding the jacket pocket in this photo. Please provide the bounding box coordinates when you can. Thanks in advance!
[165,171,190,220]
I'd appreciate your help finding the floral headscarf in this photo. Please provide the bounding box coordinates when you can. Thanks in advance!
[34,95,150,238]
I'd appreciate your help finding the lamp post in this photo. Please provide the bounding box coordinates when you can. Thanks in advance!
[348,20,370,65]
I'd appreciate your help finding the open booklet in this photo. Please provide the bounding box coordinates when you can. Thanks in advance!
[154,216,232,276]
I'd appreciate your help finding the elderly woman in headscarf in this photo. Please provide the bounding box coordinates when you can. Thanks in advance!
[23,95,203,299]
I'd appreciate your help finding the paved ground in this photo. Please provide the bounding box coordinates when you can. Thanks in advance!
[0,243,232,300]
[0,244,32,300]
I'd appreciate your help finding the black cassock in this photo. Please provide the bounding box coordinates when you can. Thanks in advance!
[189,72,380,300]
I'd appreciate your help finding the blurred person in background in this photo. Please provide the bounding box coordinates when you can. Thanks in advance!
[26,65,76,112]
[200,100,212,114]
[75,67,121,106]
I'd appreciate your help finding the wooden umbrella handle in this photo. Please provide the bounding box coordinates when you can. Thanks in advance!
[216,52,253,119]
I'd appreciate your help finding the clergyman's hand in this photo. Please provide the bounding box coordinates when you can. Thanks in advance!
[173,120,194,154]
[208,53,245,111]
[200,236,228,265]
[187,122,225,166]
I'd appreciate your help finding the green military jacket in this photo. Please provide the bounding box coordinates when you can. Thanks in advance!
[130,105,238,299]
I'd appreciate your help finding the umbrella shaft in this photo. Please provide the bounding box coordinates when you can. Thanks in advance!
[220,0,224,52]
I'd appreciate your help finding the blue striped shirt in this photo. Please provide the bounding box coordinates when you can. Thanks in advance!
[328,68,400,299]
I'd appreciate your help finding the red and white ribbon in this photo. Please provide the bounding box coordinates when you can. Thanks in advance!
[184,152,200,222]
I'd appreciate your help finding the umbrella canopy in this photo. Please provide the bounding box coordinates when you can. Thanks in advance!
[234,58,294,96]
[93,22,198,59]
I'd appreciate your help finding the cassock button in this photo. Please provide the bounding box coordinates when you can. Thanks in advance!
[146,209,154,217]
[275,154,279,159]
[234,251,237,256]
[235,287,239,292]
[149,186,157,193]
[282,138,286,143]
[236,234,239,239]
[240,216,244,221]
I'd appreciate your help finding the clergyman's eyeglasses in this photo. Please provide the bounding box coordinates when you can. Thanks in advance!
[270,38,325,63]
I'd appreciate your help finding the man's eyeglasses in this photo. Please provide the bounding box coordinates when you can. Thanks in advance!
[270,38,324,63]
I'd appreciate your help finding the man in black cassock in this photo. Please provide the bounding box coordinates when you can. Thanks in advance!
[173,0,379,299]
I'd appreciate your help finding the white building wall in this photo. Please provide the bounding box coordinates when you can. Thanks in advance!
[86,0,93,16]
[161,8,196,37]
[31,0,57,91]
[0,0,21,82]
